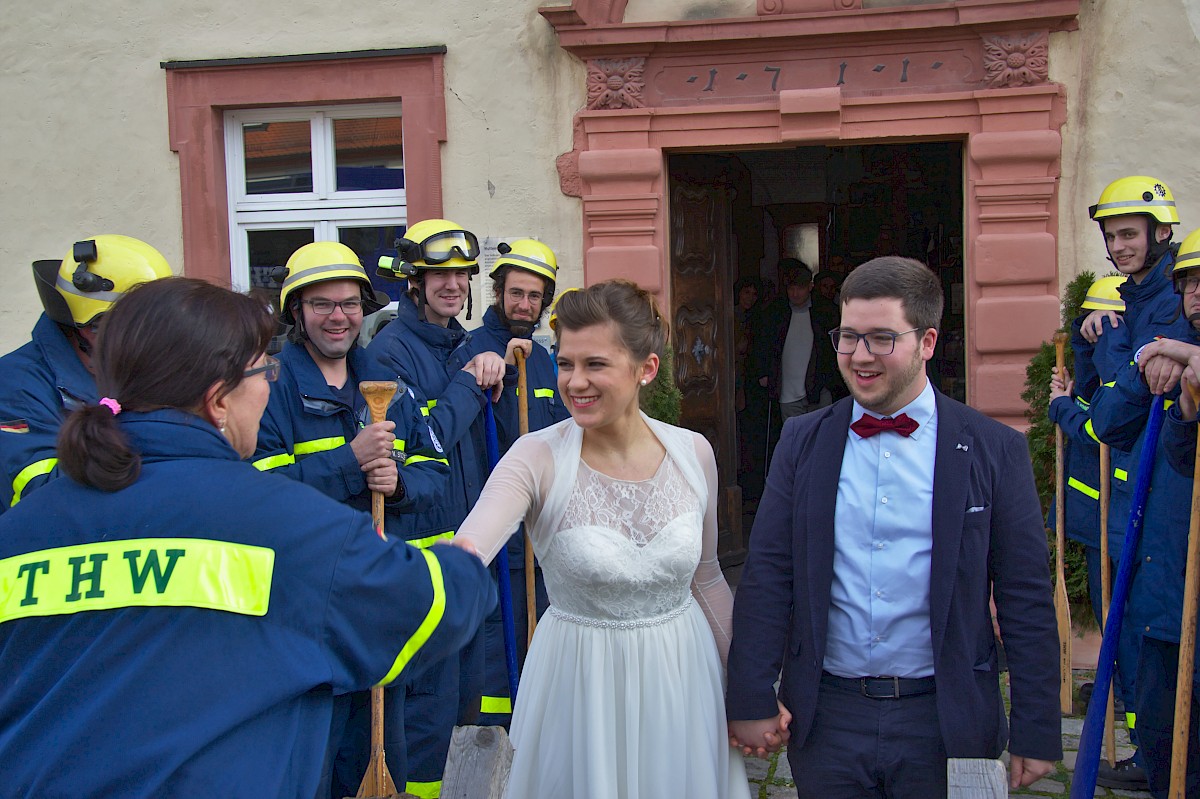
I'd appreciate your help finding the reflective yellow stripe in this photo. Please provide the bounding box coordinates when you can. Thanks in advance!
[419,407,430,417]
[294,436,345,455]
[406,454,450,466]
[393,439,406,452]
[1,538,274,623]
[407,531,454,549]
[252,453,295,471]
[534,388,554,399]
[1084,419,1101,444]
[1127,711,1137,730]
[1115,468,1128,481]
[11,457,57,506]
[480,695,512,714]
[378,548,445,685]
[1068,477,1100,500]
[405,780,442,799]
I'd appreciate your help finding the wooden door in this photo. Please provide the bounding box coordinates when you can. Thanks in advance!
[668,157,744,564]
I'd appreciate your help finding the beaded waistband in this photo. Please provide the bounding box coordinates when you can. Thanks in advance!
[547,597,693,629]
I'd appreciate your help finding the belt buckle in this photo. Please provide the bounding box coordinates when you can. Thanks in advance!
[861,676,901,699]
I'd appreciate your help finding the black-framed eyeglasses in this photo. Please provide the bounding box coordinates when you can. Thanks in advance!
[303,298,363,315]
[506,287,544,305]
[1175,274,1200,295]
[244,356,280,382]
[829,328,923,355]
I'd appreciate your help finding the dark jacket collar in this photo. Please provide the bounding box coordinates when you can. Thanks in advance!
[396,295,471,355]
[119,408,239,465]
[32,314,96,403]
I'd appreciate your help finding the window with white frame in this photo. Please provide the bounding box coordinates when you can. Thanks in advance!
[224,103,408,311]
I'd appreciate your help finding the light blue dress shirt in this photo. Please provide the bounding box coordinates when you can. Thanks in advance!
[823,379,938,679]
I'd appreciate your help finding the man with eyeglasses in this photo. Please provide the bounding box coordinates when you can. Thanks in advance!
[464,238,571,727]
[727,256,1061,797]
[251,240,451,799]
[0,235,171,515]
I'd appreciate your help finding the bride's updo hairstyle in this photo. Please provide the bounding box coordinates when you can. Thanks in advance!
[552,279,668,363]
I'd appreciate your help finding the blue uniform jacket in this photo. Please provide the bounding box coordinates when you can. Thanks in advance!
[0,314,97,514]
[1046,315,1127,548]
[366,298,491,545]
[1116,249,1183,347]
[0,409,494,798]
[467,307,569,454]
[252,341,449,538]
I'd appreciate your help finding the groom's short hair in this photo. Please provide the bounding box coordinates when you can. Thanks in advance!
[840,256,943,333]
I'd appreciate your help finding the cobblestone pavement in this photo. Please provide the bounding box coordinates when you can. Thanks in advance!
[742,672,1152,798]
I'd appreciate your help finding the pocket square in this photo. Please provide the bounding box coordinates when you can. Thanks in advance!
[966,505,987,513]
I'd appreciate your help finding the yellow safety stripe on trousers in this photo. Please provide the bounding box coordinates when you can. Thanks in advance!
[407,531,455,549]
[405,780,442,798]
[253,436,349,471]
[481,695,512,714]
[1115,468,1128,481]
[378,548,445,685]
[1126,711,1137,730]
[0,538,274,624]
[10,457,57,506]
[1084,419,1102,444]
[1067,477,1100,500]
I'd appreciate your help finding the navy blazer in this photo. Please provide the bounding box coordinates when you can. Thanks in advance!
[726,390,1062,763]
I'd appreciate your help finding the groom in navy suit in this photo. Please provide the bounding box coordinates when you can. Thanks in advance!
[726,256,1062,797]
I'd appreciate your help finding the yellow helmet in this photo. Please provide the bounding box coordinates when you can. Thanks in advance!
[33,235,172,327]
[1089,176,1180,225]
[547,286,580,332]
[1173,228,1200,288]
[490,239,558,284]
[277,241,385,325]
[387,218,480,275]
[1081,275,1126,312]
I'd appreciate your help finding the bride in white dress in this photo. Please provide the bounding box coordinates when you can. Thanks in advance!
[451,279,749,799]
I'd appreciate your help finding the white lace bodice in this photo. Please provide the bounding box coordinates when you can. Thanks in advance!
[455,415,736,661]
[547,457,702,622]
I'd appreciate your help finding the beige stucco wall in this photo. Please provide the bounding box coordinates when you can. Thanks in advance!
[4,0,1200,354]
[1053,0,1200,292]
[0,0,585,353]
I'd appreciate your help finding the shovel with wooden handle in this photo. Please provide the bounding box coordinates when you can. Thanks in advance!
[1170,383,1200,798]
[1099,442,1116,767]
[357,380,400,798]
[514,348,537,647]
[1054,332,1073,715]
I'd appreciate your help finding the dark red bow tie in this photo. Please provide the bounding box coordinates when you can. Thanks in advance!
[851,413,919,439]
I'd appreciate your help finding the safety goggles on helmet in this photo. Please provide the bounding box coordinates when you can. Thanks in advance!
[407,230,481,265]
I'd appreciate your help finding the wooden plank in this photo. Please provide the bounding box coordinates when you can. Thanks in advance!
[947,758,1008,799]
[440,725,513,799]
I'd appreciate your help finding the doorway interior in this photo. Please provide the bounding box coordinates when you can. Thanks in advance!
[668,141,965,563]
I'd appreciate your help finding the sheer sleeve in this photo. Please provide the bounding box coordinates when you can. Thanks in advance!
[456,435,553,566]
[688,431,736,667]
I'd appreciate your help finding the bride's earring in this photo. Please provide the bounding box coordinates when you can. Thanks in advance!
[639,378,647,386]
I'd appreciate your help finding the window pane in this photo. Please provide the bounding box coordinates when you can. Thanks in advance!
[243,121,314,195]
[248,229,316,345]
[333,117,404,192]
[339,225,407,301]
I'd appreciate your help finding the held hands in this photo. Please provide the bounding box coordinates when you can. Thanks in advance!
[504,338,534,366]
[1079,309,1120,343]
[350,421,396,467]
[1009,756,1054,789]
[728,700,792,759]
[462,352,507,402]
[1048,366,1072,401]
